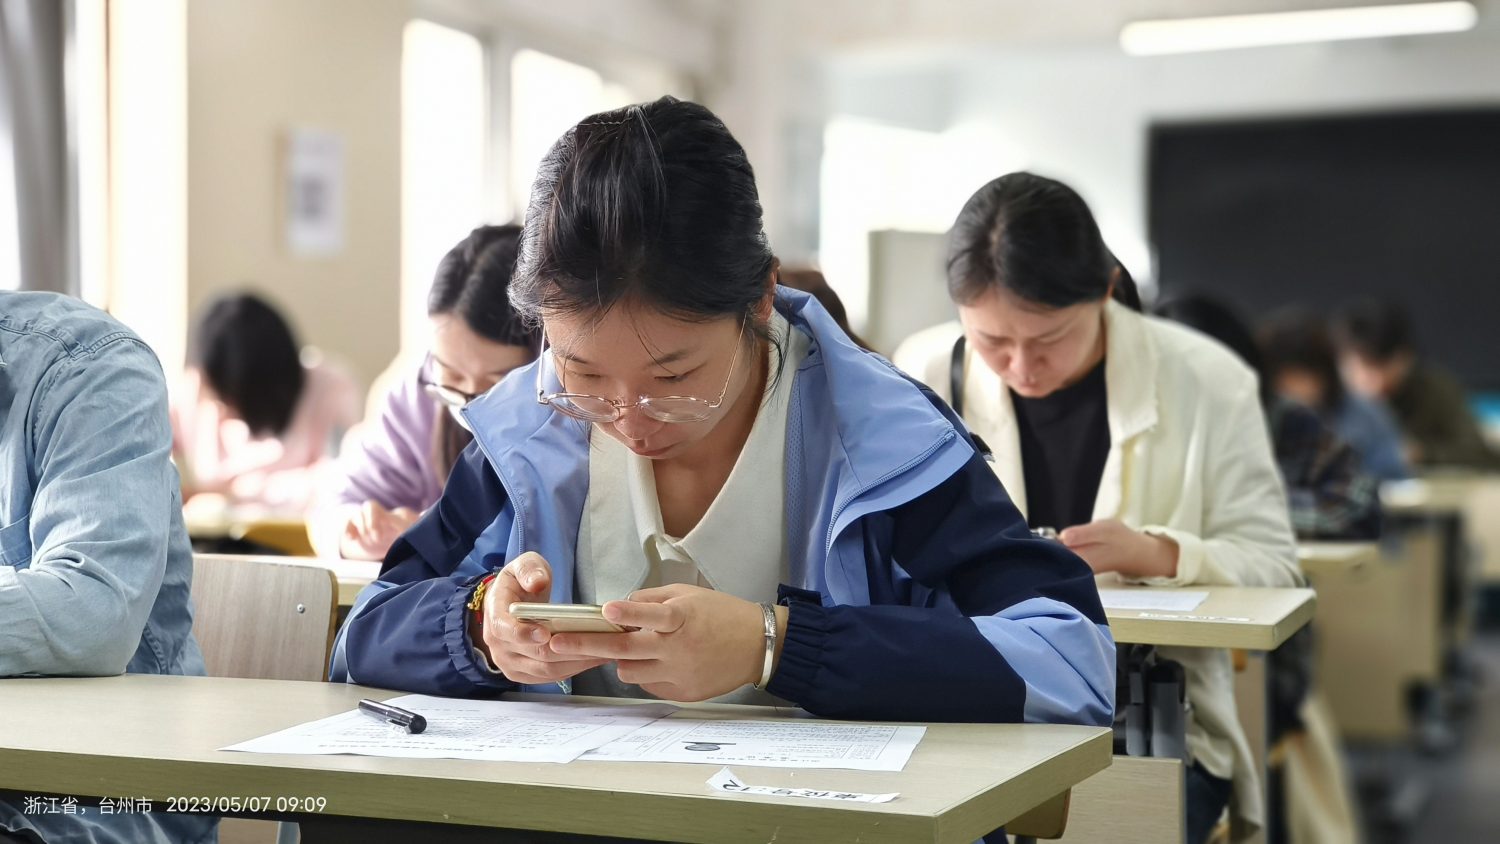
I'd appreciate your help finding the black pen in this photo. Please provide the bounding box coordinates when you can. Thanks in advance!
[358,698,427,734]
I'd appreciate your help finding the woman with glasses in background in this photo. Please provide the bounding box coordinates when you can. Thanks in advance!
[330,100,1112,809]
[308,225,538,560]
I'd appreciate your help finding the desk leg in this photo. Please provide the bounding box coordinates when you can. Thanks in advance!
[1233,652,1270,844]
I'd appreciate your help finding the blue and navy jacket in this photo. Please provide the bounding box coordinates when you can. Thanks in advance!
[332,289,1114,726]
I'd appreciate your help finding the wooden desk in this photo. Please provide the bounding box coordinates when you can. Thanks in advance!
[1297,541,1378,578]
[1380,476,1479,517]
[185,509,316,557]
[0,675,1112,844]
[1104,586,1315,844]
[1381,474,1480,685]
[1103,586,1317,651]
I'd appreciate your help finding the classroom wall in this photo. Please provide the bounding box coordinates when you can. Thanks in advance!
[817,2,1500,298]
[186,0,406,390]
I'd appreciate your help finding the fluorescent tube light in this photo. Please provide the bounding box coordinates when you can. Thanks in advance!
[1121,1,1478,56]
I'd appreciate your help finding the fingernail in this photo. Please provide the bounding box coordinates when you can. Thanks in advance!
[530,628,548,643]
[602,605,621,622]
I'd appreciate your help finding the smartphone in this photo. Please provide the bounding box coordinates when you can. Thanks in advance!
[508,602,626,633]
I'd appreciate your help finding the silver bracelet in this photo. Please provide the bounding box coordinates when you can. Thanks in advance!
[753,602,777,690]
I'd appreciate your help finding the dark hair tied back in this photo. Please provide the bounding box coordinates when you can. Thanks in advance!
[428,224,538,351]
[510,96,776,330]
[946,171,1140,312]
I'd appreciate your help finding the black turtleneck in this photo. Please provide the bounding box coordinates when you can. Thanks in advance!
[1010,359,1110,531]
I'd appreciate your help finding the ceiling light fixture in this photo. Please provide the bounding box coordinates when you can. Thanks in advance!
[1121,1,1478,56]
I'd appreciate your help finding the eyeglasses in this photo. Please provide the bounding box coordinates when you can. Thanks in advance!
[536,320,746,424]
[419,377,481,410]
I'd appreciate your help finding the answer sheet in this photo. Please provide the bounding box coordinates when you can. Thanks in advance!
[1096,589,1209,612]
[222,695,676,763]
[583,717,925,771]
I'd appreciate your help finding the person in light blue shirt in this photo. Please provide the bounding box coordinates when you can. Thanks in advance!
[0,291,216,844]
[1257,309,1411,481]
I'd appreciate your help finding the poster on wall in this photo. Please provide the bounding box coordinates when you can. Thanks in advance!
[284,128,345,257]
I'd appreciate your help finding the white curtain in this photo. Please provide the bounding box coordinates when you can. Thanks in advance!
[0,0,69,293]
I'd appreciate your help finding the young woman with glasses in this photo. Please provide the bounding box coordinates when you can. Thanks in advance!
[308,225,538,560]
[330,100,1113,787]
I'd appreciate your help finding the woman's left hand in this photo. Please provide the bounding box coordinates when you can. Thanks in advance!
[547,585,784,702]
[1060,518,1179,579]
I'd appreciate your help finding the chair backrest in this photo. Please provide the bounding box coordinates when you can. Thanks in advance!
[191,554,339,681]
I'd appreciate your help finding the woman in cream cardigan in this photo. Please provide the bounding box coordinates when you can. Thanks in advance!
[894,172,1301,844]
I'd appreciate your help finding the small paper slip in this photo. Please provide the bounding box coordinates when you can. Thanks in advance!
[708,767,898,803]
[583,717,925,771]
[1097,589,1209,612]
[222,695,676,763]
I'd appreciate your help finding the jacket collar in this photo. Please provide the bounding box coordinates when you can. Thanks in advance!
[461,287,963,535]
[1101,299,1160,443]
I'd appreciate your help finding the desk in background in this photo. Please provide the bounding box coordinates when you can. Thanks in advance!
[1296,541,1378,578]
[1103,585,1316,652]
[316,558,379,608]
[0,674,1112,844]
[185,507,316,558]
[1063,586,1316,844]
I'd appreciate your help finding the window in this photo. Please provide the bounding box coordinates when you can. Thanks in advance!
[0,126,17,291]
[509,48,633,214]
[401,20,487,354]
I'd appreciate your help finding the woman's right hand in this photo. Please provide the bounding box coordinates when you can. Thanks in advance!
[470,552,609,684]
[339,501,420,560]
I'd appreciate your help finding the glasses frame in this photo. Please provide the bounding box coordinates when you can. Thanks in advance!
[536,319,747,424]
[419,377,482,409]
[418,354,489,409]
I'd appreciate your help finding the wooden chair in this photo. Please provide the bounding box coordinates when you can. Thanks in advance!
[191,553,339,681]
[191,554,338,843]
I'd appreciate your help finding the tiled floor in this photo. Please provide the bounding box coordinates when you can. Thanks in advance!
[1405,632,1500,843]
[1362,630,1500,843]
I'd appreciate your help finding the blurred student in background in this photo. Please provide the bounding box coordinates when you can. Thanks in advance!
[895,172,1299,843]
[1154,293,1364,844]
[1258,308,1410,482]
[1333,298,1500,470]
[1155,294,1381,541]
[171,292,360,513]
[309,225,538,560]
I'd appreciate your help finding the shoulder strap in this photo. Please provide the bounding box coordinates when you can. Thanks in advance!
[949,334,967,417]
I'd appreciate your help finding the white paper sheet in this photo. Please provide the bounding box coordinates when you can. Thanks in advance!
[583,717,925,771]
[707,767,899,803]
[1097,589,1209,612]
[222,695,676,763]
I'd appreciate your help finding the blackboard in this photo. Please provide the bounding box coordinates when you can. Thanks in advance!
[1149,109,1500,390]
